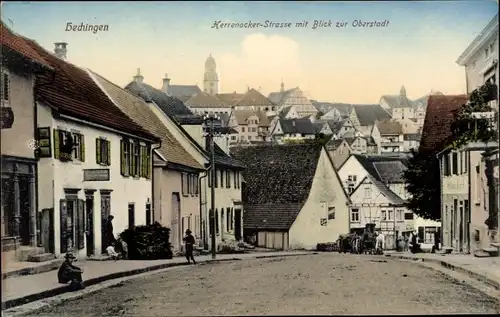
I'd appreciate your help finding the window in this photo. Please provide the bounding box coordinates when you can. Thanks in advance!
[182,173,189,196]
[443,154,450,176]
[485,47,490,58]
[96,138,111,166]
[221,209,225,232]
[396,209,404,221]
[388,210,393,221]
[1,71,9,102]
[404,212,414,220]
[140,145,151,178]
[220,170,224,187]
[351,208,360,222]
[347,175,357,182]
[132,142,141,177]
[226,171,231,188]
[242,127,245,132]
[234,171,240,189]
[208,169,213,187]
[53,129,85,162]
[452,152,458,175]
[381,210,387,221]
[328,206,336,220]
[364,187,371,199]
[464,151,468,173]
[348,184,355,194]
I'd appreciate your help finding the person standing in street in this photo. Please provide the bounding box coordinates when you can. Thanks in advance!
[183,229,196,264]
[105,215,117,247]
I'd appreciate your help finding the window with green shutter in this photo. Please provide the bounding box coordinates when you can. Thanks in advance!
[96,138,102,164]
[120,139,129,176]
[53,128,60,159]
[146,145,151,179]
[96,138,111,166]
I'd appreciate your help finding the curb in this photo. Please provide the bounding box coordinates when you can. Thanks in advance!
[2,252,313,310]
[2,260,64,280]
[385,254,500,291]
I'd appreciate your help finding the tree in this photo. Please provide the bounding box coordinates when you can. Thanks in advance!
[403,148,441,221]
[403,81,498,221]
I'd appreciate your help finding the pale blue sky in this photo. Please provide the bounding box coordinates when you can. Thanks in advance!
[2,1,498,103]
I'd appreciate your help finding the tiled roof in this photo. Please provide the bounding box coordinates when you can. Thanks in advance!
[168,85,202,99]
[380,95,414,109]
[268,88,296,105]
[124,80,203,125]
[352,154,409,184]
[232,110,269,126]
[22,38,158,141]
[377,120,403,135]
[312,101,353,117]
[185,92,231,108]
[1,22,51,68]
[243,203,303,230]
[216,92,244,105]
[92,72,203,170]
[279,106,294,118]
[313,122,326,133]
[419,95,467,153]
[279,118,316,135]
[327,119,345,135]
[234,89,275,108]
[353,104,392,126]
[232,143,323,230]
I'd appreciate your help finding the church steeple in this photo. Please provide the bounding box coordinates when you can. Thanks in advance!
[133,68,143,83]
[400,85,406,97]
[204,54,219,95]
[280,79,284,92]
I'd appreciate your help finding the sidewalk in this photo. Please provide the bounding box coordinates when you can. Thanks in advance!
[1,251,313,310]
[384,251,500,290]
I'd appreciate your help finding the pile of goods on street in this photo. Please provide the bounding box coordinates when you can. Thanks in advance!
[316,242,338,252]
[119,222,173,260]
[217,240,252,254]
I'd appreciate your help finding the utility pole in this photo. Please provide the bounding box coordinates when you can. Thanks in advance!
[204,114,219,260]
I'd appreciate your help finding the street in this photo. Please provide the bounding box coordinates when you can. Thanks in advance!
[24,253,500,316]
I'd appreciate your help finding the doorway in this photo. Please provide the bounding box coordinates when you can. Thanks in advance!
[128,203,135,229]
[19,175,31,245]
[100,193,111,254]
[234,209,242,241]
[85,192,95,257]
[171,193,181,250]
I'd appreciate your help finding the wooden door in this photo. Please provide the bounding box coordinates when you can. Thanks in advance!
[86,196,94,256]
[234,209,242,241]
[171,193,181,250]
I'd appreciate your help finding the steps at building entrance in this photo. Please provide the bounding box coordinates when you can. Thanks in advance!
[474,250,493,258]
[482,247,499,257]
[27,253,56,262]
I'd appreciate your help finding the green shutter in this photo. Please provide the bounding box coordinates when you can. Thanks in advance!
[80,134,85,162]
[120,140,127,176]
[146,146,151,179]
[53,129,60,159]
[140,146,145,177]
[106,140,111,166]
[96,138,101,164]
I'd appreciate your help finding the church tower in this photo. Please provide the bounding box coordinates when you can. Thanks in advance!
[204,54,219,95]
[400,85,406,97]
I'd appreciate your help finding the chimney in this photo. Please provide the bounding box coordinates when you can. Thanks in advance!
[133,68,144,83]
[54,42,68,60]
[161,73,171,94]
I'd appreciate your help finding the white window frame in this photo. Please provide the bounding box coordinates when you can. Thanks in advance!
[351,208,360,222]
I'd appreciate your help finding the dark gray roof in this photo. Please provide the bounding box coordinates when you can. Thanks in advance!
[312,101,353,117]
[279,118,316,135]
[231,143,323,230]
[327,119,346,135]
[313,122,326,133]
[268,88,295,105]
[352,154,409,184]
[168,85,202,99]
[125,80,202,125]
[353,104,392,126]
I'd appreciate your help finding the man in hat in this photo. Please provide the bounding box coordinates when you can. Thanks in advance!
[183,229,196,264]
[57,253,85,290]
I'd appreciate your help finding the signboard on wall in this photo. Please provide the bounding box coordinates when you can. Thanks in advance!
[83,169,110,182]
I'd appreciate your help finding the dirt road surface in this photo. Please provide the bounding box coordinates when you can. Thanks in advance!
[25,254,500,316]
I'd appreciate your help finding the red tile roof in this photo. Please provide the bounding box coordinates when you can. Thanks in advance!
[20,37,159,141]
[419,94,467,153]
[0,22,51,68]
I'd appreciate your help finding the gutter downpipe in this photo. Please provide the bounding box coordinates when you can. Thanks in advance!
[199,170,209,250]
[151,143,162,224]
[436,151,444,250]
